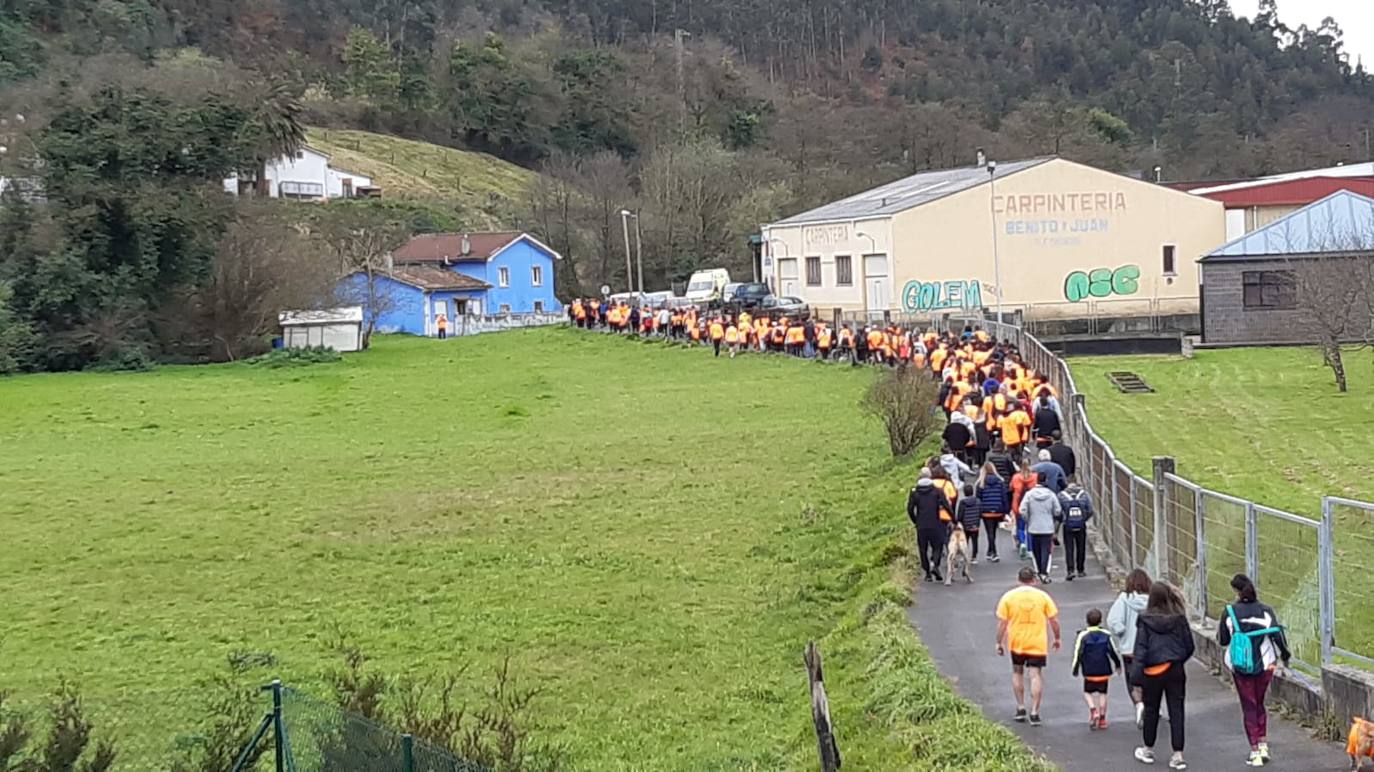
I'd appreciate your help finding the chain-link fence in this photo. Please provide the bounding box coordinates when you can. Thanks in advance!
[270,684,484,772]
[1324,498,1374,669]
[986,319,1374,671]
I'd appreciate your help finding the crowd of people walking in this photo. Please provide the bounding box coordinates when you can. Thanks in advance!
[569,298,1306,769]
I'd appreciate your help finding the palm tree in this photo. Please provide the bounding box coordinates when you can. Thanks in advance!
[236,80,306,196]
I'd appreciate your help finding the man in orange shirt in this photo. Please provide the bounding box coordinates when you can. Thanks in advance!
[996,566,1062,726]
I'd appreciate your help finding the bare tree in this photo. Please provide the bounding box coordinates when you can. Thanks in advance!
[188,206,336,361]
[860,366,942,457]
[322,215,410,348]
[1288,212,1374,392]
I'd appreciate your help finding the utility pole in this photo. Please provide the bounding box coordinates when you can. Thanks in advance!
[633,210,644,294]
[620,210,634,293]
[988,160,1003,325]
[675,29,690,136]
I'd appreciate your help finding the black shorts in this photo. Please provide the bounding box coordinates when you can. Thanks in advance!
[1011,652,1047,669]
[1083,679,1109,694]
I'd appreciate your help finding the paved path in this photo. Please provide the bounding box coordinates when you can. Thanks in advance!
[907,539,1350,771]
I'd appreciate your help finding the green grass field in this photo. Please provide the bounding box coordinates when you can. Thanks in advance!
[307,128,536,227]
[0,330,1045,770]
[1071,348,1374,666]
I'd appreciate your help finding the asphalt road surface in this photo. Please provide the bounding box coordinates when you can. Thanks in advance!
[907,537,1351,771]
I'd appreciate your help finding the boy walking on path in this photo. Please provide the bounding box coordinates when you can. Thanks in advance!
[1072,608,1122,730]
[996,567,1062,726]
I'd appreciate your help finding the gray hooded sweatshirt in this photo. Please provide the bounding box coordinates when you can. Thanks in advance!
[1018,485,1062,535]
[1107,591,1150,654]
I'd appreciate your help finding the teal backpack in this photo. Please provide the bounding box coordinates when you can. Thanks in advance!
[1226,605,1281,675]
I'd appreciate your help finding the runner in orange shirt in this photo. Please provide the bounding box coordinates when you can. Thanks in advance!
[996,566,1062,726]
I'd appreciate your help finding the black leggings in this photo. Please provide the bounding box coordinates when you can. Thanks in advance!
[1141,664,1186,753]
[1063,527,1087,574]
[1031,533,1054,575]
[965,528,979,557]
[916,528,946,575]
[982,517,1002,556]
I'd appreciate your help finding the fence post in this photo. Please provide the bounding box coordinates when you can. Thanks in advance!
[1319,497,1335,665]
[402,733,415,772]
[1194,487,1209,619]
[1152,457,1175,584]
[270,680,285,772]
[1129,472,1138,567]
[1244,502,1259,585]
[1070,393,1086,451]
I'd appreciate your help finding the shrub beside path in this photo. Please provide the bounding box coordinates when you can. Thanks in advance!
[907,543,1350,771]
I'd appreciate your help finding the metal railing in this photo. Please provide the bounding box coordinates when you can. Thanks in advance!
[990,319,1374,671]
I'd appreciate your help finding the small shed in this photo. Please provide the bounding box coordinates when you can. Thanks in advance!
[278,307,364,352]
[1199,191,1374,345]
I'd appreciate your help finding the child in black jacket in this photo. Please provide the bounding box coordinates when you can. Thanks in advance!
[1072,608,1122,730]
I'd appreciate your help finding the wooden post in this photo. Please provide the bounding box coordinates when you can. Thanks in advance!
[804,642,841,771]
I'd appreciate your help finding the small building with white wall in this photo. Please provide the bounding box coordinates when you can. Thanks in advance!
[278,307,364,352]
[760,157,1226,319]
[223,147,375,201]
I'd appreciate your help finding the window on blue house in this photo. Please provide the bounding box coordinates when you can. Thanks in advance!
[531,265,543,286]
[498,267,510,287]
[534,301,545,313]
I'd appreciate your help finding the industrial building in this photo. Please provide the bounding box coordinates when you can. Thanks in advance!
[760,157,1225,319]
[1174,162,1374,242]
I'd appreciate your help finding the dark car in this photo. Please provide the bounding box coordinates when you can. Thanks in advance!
[726,282,772,311]
[758,295,811,321]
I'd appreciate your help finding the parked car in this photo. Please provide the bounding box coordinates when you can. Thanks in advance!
[722,282,744,304]
[725,282,772,311]
[758,295,811,321]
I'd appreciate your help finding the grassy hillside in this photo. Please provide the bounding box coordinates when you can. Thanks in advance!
[307,128,537,227]
[0,330,1048,771]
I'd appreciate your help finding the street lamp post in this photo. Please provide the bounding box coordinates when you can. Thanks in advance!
[619,209,635,294]
[855,231,877,318]
[633,211,644,294]
[987,161,1003,325]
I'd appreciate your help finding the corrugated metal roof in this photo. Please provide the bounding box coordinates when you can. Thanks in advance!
[1203,190,1374,260]
[771,158,1052,226]
[279,307,364,325]
[1199,177,1374,207]
[1189,162,1374,197]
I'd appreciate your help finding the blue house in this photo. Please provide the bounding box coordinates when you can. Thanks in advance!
[341,231,563,337]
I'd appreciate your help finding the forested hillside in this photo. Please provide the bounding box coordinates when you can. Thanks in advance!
[1,0,1372,371]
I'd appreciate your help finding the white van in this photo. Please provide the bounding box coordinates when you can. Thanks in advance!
[685,268,731,304]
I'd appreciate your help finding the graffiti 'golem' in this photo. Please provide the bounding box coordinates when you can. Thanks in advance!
[902,280,984,312]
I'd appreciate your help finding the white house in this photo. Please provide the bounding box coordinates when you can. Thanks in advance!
[223,147,375,201]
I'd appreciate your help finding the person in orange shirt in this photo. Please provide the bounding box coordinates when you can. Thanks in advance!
[816,324,833,360]
[785,323,806,356]
[1010,464,1038,559]
[724,322,739,358]
[709,318,726,357]
[867,328,886,365]
[996,566,1062,726]
[930,344,949,374]
[999,404,1032,460]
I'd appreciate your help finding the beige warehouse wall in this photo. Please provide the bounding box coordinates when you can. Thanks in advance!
[760,219,892,308]
[886,159,1226,317]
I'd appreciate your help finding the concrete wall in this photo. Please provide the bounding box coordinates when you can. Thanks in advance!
[763,159,1226,318]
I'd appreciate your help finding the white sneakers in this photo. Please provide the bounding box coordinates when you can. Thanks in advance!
[1134,747,1155,764]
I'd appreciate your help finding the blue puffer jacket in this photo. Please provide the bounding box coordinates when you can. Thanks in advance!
[977,475,1009,516]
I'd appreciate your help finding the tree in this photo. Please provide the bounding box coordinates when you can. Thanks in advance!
[342,26,400,103]
[234,79,307,197]
[860,366,942,457]
[322,214,409,348]
[0,281,35,373]
[181,204,335,362]
[1290,256,1369,392]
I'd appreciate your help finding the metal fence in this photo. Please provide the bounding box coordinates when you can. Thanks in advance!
[987,319,1374,671]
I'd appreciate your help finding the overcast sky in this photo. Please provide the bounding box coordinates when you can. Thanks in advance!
[1230,0,1374,66]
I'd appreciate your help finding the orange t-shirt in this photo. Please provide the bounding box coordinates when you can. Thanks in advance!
[997,585,1059,656]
